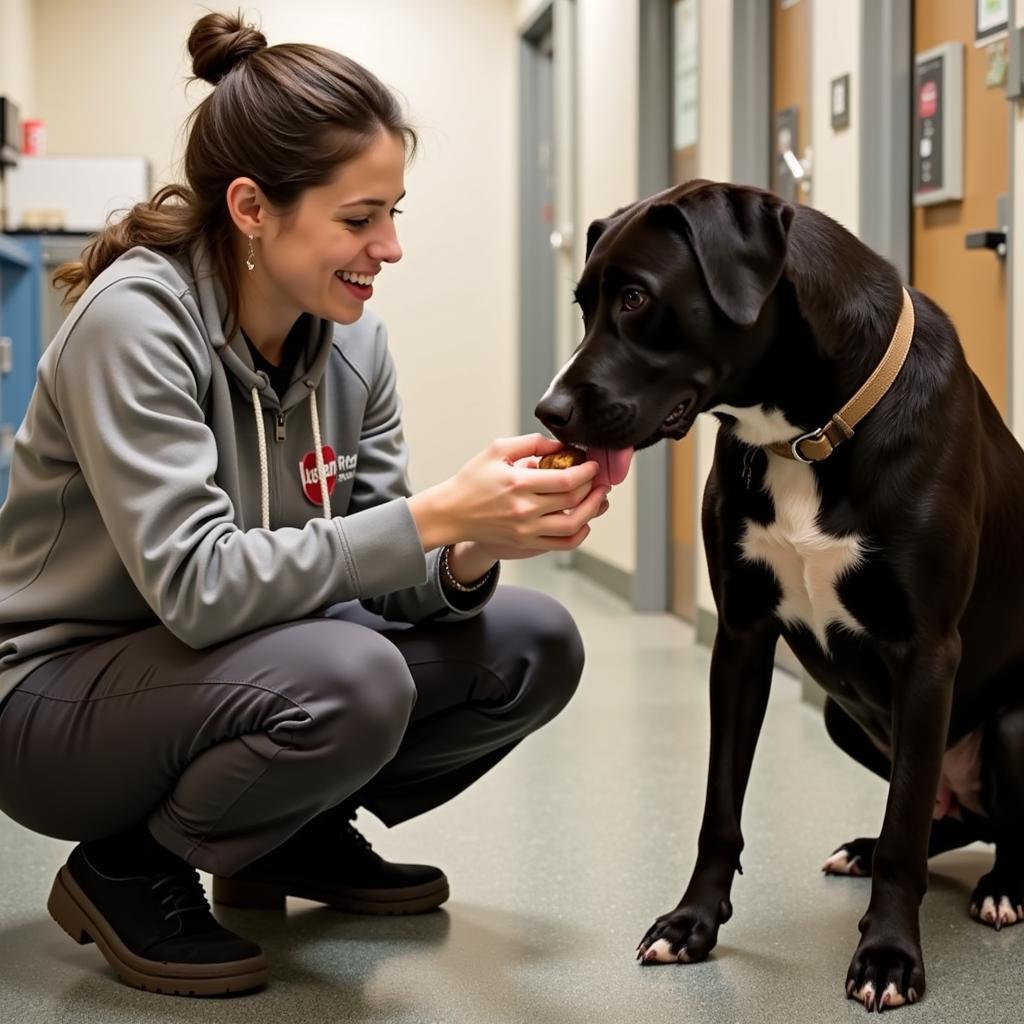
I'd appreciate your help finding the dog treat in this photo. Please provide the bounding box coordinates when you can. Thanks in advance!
[539,447,587,470]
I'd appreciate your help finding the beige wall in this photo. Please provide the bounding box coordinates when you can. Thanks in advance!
[517,0,549,28]
[0,0,35,115]
[810,0,860,233]
[31,0,519,493]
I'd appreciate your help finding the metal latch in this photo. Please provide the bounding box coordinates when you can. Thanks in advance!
[965,230,1007,257]
[965,193,1009,260]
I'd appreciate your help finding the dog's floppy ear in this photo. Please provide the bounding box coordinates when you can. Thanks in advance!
[666,186,794,327]
[585,218,611,261]
[584,202,636,261]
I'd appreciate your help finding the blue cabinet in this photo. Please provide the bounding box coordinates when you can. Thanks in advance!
[0,234,38,505]
[0,233,86,505]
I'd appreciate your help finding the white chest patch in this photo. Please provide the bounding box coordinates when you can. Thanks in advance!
[712,403,868,651]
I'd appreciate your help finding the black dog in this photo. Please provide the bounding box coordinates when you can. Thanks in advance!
[535,179,1024,1012]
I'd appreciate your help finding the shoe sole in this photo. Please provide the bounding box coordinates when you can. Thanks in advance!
[212,873,450,915]
[47,866,268,996]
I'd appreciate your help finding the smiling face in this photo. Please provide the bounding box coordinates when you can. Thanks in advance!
[245,129,407,332]
[535,183,793,459]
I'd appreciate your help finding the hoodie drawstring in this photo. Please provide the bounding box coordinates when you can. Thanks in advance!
[250,383,332,530]
[251,386,271,530]
[307,385,332,521]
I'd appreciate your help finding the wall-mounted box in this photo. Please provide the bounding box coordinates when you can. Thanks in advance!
[913,42,963,207]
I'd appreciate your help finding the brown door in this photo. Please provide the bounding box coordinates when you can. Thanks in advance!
[772,0,812,205]
[913,4,1009,416]
[669,0,699,621]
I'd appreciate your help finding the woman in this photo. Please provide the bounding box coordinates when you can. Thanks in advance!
[0,12,608,996]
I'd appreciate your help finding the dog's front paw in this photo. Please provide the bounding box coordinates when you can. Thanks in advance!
[846,936,924,1012]
[636,898,732,965]
[822,836,875,877]
[969,870,1023,930]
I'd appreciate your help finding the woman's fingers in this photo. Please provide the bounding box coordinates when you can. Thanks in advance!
[491,484,608,552]
[490,433,567,463]
[536,524,592,550]
[530,480,595,516]
[515,460,599,494]
[535,484,609,537]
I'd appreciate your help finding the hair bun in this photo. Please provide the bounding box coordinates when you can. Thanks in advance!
[188,11,267,85]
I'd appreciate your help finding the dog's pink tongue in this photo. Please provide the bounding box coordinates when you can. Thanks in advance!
[591,447,634,488]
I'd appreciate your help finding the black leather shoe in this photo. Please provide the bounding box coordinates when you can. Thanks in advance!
[48,844,268,996]
[212,815,448,915]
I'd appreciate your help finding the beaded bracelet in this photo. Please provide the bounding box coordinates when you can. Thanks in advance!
[439,544,494,593]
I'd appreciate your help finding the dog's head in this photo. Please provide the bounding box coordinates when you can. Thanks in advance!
[534,181,793,483]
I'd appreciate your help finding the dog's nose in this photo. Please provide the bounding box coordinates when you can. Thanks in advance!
[535,392,575,431]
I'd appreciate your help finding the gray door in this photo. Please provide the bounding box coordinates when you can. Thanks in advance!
[518,22,557,434]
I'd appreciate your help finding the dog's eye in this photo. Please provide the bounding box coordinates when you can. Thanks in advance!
[622,288,646,311]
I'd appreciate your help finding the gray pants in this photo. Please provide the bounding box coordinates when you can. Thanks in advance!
[0,586,583,877]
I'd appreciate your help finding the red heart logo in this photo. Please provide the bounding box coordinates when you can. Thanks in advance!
[299,446,338,505]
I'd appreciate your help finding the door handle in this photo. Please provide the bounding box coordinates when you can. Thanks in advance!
[780,147,813,201]
[549,223,575,252]
[781,148,805,181]
[965,230,1008,258]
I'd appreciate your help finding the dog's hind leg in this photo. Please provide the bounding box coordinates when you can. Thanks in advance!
[969,702,1024,929]
[821,699,984,877]
[823,820,983,877]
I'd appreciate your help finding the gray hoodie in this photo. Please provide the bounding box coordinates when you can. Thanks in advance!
[0,244,496,704]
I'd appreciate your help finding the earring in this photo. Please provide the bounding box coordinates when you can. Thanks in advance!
[245,234,256,272]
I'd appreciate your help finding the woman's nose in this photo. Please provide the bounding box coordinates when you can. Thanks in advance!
[368,224,403,264]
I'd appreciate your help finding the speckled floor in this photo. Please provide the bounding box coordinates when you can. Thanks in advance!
[1,557,1020,1023]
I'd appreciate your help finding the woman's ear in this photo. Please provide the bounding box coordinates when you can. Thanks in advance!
[225,177,266,237]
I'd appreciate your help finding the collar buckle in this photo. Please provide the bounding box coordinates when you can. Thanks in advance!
[790,426,826,464]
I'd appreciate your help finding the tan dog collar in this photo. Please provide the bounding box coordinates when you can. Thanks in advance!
[767,287,915,463]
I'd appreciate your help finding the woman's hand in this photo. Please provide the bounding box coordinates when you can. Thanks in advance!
[472,448,611,561]
[408,433,612,557]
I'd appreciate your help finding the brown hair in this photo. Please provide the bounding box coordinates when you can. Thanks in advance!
[54,10,417,333]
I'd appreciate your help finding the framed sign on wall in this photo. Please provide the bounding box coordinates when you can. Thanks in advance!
[913,42,963,207]
[975,0,1008,44]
